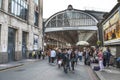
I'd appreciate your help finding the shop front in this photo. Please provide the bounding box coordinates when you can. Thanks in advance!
[101,3,120,67]
[103,11,120,46]
[103,10,120,56]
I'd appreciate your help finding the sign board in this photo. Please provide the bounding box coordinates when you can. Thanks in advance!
[103,11,120,45]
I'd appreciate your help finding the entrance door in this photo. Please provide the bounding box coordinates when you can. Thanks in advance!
[22,32,27,59]
[8,28,16,61]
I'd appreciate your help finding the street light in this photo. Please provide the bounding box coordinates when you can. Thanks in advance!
[42,22,46,51]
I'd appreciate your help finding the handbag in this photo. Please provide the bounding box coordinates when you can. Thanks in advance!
[58,60,62,64]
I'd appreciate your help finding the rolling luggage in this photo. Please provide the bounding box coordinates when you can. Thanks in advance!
[93,66,100,71]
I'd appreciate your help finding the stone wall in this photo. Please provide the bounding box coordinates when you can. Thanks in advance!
[0,0,43,63]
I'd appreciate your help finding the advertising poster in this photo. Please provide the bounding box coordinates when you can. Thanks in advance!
[103,11,120,44]
[33,35,39,50]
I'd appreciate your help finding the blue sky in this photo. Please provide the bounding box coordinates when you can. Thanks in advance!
[43,0,117,18]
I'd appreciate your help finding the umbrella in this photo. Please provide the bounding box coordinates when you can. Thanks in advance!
[76,41,89,46]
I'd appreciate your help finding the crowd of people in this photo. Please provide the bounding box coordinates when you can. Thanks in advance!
[97,47,112,71]
[46,47,93,73]
[46,46,113,73]
[29,46,113,73]
[29,49,46,60]
[47,48,79,73]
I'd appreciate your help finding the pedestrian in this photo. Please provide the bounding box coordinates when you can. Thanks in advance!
[38,49,42,59]
[98,48,104,71]
[32,50,37,59]
[57,49,62,68]
[42,50,45,60]
[74,49,78,65]
[50,48,56,63]
[78,49,83,62]
[47,49,51,63]
[62,49,70,73]
[70,50,76,72]
[67,49,72,70]
[103,47,112,67]
[84,48,91,66]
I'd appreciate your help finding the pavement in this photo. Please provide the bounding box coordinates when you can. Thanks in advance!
[91,63,120,80]
[0,59,120,80]
[0,59,39,71]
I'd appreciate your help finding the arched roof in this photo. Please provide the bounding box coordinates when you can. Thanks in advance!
[45,6,98,30]
[44,5,103,45]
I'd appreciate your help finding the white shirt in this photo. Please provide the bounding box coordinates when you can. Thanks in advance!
[78,51,83,56]
[50,50,56,57]
[68,50,71,55]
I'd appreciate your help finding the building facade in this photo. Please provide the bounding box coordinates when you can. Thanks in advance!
[0,0,43,63]
[98,2,120,58]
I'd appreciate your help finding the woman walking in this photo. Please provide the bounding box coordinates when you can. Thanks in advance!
[98,49,104,71]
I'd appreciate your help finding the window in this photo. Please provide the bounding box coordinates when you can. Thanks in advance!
[34,11,39,26]
[0,0,3,9]
[9,0,28,20]
[34,0,38,5]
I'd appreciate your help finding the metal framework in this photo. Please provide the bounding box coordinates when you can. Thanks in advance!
[44,5,100,46]
[45,8,98,32]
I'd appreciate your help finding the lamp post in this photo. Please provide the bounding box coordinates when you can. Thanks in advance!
[42,22,45,51]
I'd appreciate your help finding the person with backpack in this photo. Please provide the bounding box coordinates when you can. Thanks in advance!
[62,49,70,73]
[103,47,112,67]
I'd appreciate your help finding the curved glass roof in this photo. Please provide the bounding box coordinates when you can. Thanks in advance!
[44,5,101,45]
[45,9,98,28]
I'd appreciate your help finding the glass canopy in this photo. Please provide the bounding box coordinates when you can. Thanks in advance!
[45,9,97,28]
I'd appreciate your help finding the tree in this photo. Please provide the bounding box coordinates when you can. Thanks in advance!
[97,40,101,46]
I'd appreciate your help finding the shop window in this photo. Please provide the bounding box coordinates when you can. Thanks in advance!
[34,11,39,26]
[0,0,3,9]
[9,0,28,20]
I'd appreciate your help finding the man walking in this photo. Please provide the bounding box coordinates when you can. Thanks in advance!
[50,48,56,63]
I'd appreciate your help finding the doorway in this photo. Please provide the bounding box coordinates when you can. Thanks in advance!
[22,32,27,59]
[8,28,16,61]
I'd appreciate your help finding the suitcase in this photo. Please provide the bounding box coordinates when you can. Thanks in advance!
[93,66,100,71]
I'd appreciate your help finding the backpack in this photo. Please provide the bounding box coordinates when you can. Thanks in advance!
[63,54,69,62]
[103,51,108,59]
